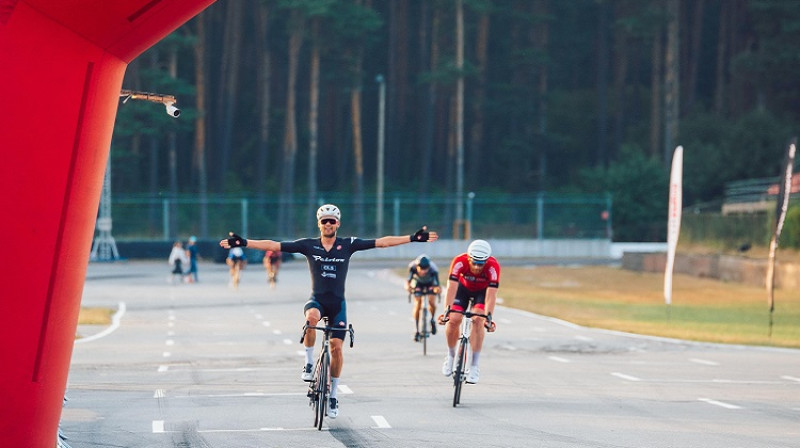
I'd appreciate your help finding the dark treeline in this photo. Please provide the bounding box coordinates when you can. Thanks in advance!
[112,0,800,239]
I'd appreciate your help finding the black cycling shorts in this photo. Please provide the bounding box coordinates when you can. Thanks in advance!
[304,294,348,340]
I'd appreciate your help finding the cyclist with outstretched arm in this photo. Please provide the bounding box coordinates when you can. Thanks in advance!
[438,239,499,384]
[220,204,437,418]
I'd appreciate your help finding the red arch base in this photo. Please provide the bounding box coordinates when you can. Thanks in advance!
[0,1,213,446]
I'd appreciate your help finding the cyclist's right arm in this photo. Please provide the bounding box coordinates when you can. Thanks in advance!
[245,239,281,252]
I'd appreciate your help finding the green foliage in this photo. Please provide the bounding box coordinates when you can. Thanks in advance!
[579,146,668,242]
[780,205,800,248]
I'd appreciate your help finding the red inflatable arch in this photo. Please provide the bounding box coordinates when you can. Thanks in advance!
[0,1,214,446]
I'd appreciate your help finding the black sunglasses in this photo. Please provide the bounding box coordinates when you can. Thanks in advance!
[320,218,338,225]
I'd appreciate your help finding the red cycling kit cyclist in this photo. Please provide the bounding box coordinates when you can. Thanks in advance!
[439,239,499,384]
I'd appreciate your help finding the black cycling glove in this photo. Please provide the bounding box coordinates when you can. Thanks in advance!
[227,232,248,247]
[411,226,430,242]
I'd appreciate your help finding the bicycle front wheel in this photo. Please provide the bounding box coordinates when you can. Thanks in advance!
[421,307,428,356]
[453,337,468,407]
[312,353,328,430]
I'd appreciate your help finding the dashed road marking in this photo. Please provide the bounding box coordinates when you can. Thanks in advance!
[371,415,391,428]
[153,389,166,398]
[157,365,168,373]
[782,375,800,383]
[548,356,570,363]
[611,372,641,382]
[152,420,164,433]
[698,398,741,409]
[338,385,353,394]
[689,358,719,366]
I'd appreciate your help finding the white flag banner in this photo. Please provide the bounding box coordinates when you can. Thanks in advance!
[767,139,796,333]
[664,146,683,305]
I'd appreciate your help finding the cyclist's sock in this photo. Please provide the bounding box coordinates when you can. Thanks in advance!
[305,347,314,365]
[448,346,456,358]
[330,377,339,399]
[471,351,481,367]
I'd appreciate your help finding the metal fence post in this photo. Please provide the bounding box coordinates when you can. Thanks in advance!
[536,192,544,240]
[466,192,475,240]
[393,196,400,235]
[163,199,169,241]
[241,198,249,237]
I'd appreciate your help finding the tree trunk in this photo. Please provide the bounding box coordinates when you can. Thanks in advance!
[685,0,704,114]
[255,2,272,218]
[278,10,303,237]
[663,0,680,166]
[468,9,489,188]
[649,8,663,158]
[455,0,465,226]
[612,0,630,163]
[714,0,729,116]
[308,18,320,235]
[193,12,209,238]
[595,0,610,167]
[216,1,243,192]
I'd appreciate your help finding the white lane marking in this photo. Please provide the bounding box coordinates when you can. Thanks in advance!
[167,331,175,337]
[262,321,272,327]
[284,339,294,345]
[163,352,171,358]
[168,321,175,328]
[157,365,169,373]
[689,358,719,366]
[168,392,306,399]
[75,302,126,344]
[168,315,176,321]
[611,372,641,382]
[371,415,391,429]
[782,375,800,383]
[273,329,282,335]
[165,339,175,346]
[338,385,353,394]
[255,314,264,320]
[698,398,741,409]
[154,389,166,399]
[574,335,593,342]
[548,356,570,363]
[152,420,165,433]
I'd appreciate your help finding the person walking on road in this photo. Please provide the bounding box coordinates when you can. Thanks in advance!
[219,204,438,418]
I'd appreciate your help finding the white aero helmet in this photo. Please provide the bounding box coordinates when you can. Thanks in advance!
[467,239,491,262]
[316,204,341,222]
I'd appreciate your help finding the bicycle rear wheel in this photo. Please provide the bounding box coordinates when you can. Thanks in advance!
[452,337,468,407]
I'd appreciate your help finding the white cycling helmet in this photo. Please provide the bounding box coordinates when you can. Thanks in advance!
[467,239,491,262]
[316,204,341,222]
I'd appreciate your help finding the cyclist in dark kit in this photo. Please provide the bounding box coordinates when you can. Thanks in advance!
[220,204,437,418]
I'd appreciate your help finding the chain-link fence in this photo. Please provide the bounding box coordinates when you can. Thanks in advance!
[106,192,612,242]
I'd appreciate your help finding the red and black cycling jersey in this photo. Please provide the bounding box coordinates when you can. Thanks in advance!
[280,237,376,298]
[448,253,500,291]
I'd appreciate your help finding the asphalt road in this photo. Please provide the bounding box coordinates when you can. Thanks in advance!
[62,259,800,448]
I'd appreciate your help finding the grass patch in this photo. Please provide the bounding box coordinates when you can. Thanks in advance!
[500,266,800,349]
[78,307,113,325]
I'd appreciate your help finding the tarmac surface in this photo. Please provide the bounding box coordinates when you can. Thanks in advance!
[62,259,800,447]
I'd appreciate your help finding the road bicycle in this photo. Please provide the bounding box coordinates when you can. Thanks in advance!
[300,317,354,430]
[408,289,441,356]
[441,305,492,407]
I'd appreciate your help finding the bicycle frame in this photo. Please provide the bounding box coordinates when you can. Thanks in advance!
[300,318,354,430]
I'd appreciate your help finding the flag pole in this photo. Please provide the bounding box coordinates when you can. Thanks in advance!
[766,138,796,338]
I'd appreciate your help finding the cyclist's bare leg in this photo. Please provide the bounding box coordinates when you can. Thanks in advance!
[444,313,463,350]
[427,294,436,316]
[470,315,487,353]
[412,296,422,327]
[330,338,344,378]
[304,308,321,349]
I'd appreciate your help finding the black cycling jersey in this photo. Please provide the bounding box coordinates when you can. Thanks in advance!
[280,237,376,298]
